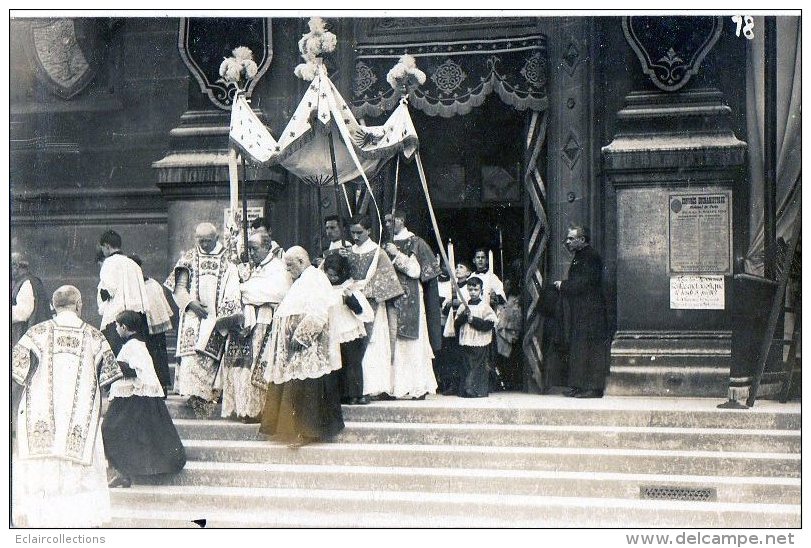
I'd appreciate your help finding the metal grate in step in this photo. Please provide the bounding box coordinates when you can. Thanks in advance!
[639,486,717,502]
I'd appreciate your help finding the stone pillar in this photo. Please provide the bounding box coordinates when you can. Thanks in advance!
[603,88,746,396]
[153,109,285,264]
[152,17,285,263]
[546,17,596,281]
[601,16,748,397]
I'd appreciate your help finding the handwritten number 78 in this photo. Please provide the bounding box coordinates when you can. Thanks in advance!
[732,16,755,40]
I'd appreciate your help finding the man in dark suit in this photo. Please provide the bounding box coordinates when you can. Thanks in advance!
[553,225,610,398]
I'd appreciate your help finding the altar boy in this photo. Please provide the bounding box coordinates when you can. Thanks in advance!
[454,276,497,398]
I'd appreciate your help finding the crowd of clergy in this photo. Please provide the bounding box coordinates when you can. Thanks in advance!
[12,212,517,453]
[156,209,519,449]
[10,212,611,528]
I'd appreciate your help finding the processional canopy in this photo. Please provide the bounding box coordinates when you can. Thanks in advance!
[227,17,423,187]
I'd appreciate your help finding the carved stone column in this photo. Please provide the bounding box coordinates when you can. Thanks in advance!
[602,16,747,397]
[545,17,596,281]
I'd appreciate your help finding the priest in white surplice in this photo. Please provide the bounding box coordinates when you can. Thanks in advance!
[221,232,292,422]
[164,223,241,415]
[96,229,151,354]
[259,247,344,447]
[341,214,404,399]
[12,286,122,527]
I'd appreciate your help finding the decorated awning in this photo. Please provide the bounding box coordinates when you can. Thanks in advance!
[229,63,419,186]
[351,34,548,119]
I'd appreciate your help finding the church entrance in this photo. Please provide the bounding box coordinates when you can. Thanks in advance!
[406,95,526,288]
[401,95,529,390]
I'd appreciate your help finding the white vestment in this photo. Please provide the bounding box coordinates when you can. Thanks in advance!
[221,252,292,418]
[97,253,150,330]
[143,278,173,334]
[12,280,34,323]
[12,311,121,527]
[263,266,341,385]
[475,269,506,304]
[388,229,437,399]
[352,239,393,396]
[109,338,164,399]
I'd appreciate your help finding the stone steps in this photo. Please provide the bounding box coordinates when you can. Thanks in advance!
[174,419,801,452]
[134,461,801,505]
[165,394,801,430]
[180,439,800,478]
[108,485,800,528]
[108,394,801,528]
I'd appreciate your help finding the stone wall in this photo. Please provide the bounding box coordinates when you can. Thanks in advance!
[10,18,187,319]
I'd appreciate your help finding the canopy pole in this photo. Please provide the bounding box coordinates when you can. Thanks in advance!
[328,130,350,243]
[415,151,465,305]
[239,154,249,255]
[388,156,401,242]
[317,185,324,252]
[498,225,505,279]
[392,155,400,217]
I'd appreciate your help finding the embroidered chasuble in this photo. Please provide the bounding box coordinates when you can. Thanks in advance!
[346,240,404,302]
[391,231,442,344]
[164,244,241,400]
[13,315,121,465]
[12,312,120,527]
[164,244,242,359]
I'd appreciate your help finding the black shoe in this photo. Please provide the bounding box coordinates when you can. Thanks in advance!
[412,394,426,400]
[241,415,261,424]
[717,399,749,410]
[574,389,603,399]
[356,395,370,405]
[562,387,578,397]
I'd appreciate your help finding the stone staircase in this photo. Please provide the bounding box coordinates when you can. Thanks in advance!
[107,393,801,528]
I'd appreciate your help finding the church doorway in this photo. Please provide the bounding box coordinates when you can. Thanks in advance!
[399,95,529,390]
[410,95,525,287]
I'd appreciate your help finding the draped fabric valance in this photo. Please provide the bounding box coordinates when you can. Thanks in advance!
[351,34,548,119]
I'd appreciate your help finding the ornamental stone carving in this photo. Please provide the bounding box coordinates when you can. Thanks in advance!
[622,16,723,92]
[520,51,546,88]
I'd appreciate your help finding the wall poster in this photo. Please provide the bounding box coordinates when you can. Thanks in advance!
[668,190,732,275]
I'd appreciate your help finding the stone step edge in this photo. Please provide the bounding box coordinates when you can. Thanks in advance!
[173,419,801,437]
[164,460,802,485]
[112,485,801,515]
[164,394,801,415]
[104,511,547,529]
[106,505,797,529]
[181,439,802,461]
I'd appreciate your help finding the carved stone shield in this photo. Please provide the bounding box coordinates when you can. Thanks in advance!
[623,16,723,92]
[178,18,273,110]
[25,18,107,99]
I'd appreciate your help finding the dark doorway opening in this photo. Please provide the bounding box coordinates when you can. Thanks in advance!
[434,206,522,285]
